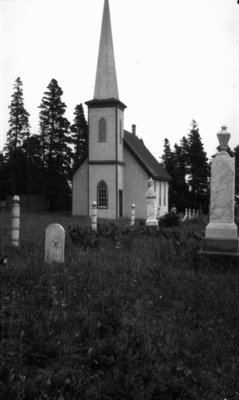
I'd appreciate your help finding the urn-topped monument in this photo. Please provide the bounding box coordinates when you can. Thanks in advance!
[202,126,239,254]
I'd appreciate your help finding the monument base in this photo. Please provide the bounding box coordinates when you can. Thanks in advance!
[205,222,238,239]
[146,219,158,227]
[202,237,239,253]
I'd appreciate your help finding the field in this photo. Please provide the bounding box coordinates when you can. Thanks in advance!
[0,212,239,400]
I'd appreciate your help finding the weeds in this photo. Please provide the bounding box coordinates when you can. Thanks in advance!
[0,214,239,399]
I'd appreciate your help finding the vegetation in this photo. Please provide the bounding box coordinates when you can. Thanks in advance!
[162,120,210,212]
[0,78,88,211]
[71,103,88,167]
[0,212,239,399]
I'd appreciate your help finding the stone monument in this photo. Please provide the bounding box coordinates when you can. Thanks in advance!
[202,126,239,254]
[146,178,158,226]
[45,223,65,263]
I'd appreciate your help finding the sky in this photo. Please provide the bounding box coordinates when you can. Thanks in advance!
[0,0,239,160]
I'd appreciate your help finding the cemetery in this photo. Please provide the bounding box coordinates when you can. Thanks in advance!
[0,173,239,398]
[0,0,239,398]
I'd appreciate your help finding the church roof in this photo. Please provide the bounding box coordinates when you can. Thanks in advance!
[94,0,119,100]
[123,130,171,181]
[72,132,171,182]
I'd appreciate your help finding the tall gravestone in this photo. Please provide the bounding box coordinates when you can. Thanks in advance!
[45,223,65,263]
[146,178,158,226]
[202,126,239,253]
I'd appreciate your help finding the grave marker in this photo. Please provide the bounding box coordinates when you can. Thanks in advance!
[11,195,20,247]
[91,201,97,231]
[202,126,239,254]
[146,178,158,226]
[45,223,65,263]
[130,204,136,226]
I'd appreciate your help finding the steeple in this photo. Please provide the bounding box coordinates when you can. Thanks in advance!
[94,0,119,100]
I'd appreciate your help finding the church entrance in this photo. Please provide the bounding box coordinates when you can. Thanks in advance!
[119,190,123,218]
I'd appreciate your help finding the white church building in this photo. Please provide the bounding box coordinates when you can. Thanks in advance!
[72,0,171,219]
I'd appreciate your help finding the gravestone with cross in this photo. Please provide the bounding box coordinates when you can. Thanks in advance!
[44,223,65,263]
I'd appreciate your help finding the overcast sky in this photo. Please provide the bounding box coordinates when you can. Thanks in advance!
[0,0,239,160]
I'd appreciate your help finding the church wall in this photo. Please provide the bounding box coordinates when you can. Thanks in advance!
[72,159,89,216]
[89,107,117,161]
[123,148,148,219]
[89,164,117,219]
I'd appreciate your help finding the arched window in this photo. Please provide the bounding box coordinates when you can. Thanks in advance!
[97,180,108,208]
[98,117,107,142]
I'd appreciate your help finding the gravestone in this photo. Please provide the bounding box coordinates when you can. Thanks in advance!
[202,126,239,253]
[91,201,97,231]
[45,223,65,263]
[146,178,158,226]
[11,195,20,247]
[130,204,136,226]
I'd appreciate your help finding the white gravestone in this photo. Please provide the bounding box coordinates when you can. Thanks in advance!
[11,195,20,247]
[146,178,158,226]
[91,201,97,231]
[130,204,136,226]
[45,223,65,263]
[203,126,239,253]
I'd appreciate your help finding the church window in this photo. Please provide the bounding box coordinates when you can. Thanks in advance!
[99,118,107,142]
[97,180,108,208]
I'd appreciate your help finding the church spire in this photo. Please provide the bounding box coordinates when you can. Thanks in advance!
[94,0,119,100]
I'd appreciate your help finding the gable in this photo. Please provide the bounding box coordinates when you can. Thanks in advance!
[123,130,171,181]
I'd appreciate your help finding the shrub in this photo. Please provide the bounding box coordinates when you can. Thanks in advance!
[159,211,180,227]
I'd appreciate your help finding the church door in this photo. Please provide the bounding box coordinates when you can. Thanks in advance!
[119,190,123,218]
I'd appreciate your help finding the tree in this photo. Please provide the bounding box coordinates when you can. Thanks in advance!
[71,103,88,165]
[39,79,72,209]
[187,120,210,211]
[5,77,30,153]
[21,135,44,195]
[4,77,31,193]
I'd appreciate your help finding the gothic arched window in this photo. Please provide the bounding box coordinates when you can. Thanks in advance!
[98,117,107,142]
[97,180,108,208]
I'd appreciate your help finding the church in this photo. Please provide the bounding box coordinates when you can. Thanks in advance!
[72,0,171,219]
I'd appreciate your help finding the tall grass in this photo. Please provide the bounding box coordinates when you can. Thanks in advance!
[0,213,239,399]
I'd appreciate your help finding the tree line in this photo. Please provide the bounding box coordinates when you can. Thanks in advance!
[161,120,239,213]
[0,77,88,210]
[0,77,238,212]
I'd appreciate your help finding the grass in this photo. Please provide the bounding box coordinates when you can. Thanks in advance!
[0,212,239,399]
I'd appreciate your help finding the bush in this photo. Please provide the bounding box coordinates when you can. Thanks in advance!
[159,211,180,227]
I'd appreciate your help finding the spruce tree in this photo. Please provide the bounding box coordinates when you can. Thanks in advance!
[4,77,30,193]
[39,79,72,209]
[187,120,210,210]
[71,103,88,165]
[5,77,30,154]
[161,138,177,208]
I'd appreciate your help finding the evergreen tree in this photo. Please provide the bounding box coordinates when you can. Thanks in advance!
[187,120,210,210]
[22,135,44,194]
[39,79,72,209]
[71,103,88,165]
[5,77,30,154]
[4,77,30,193]
[161,139,177,208]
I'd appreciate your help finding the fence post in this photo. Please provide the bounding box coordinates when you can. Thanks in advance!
[130,204,136,226]
[91,201,97,231]
[11,195,20,247]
